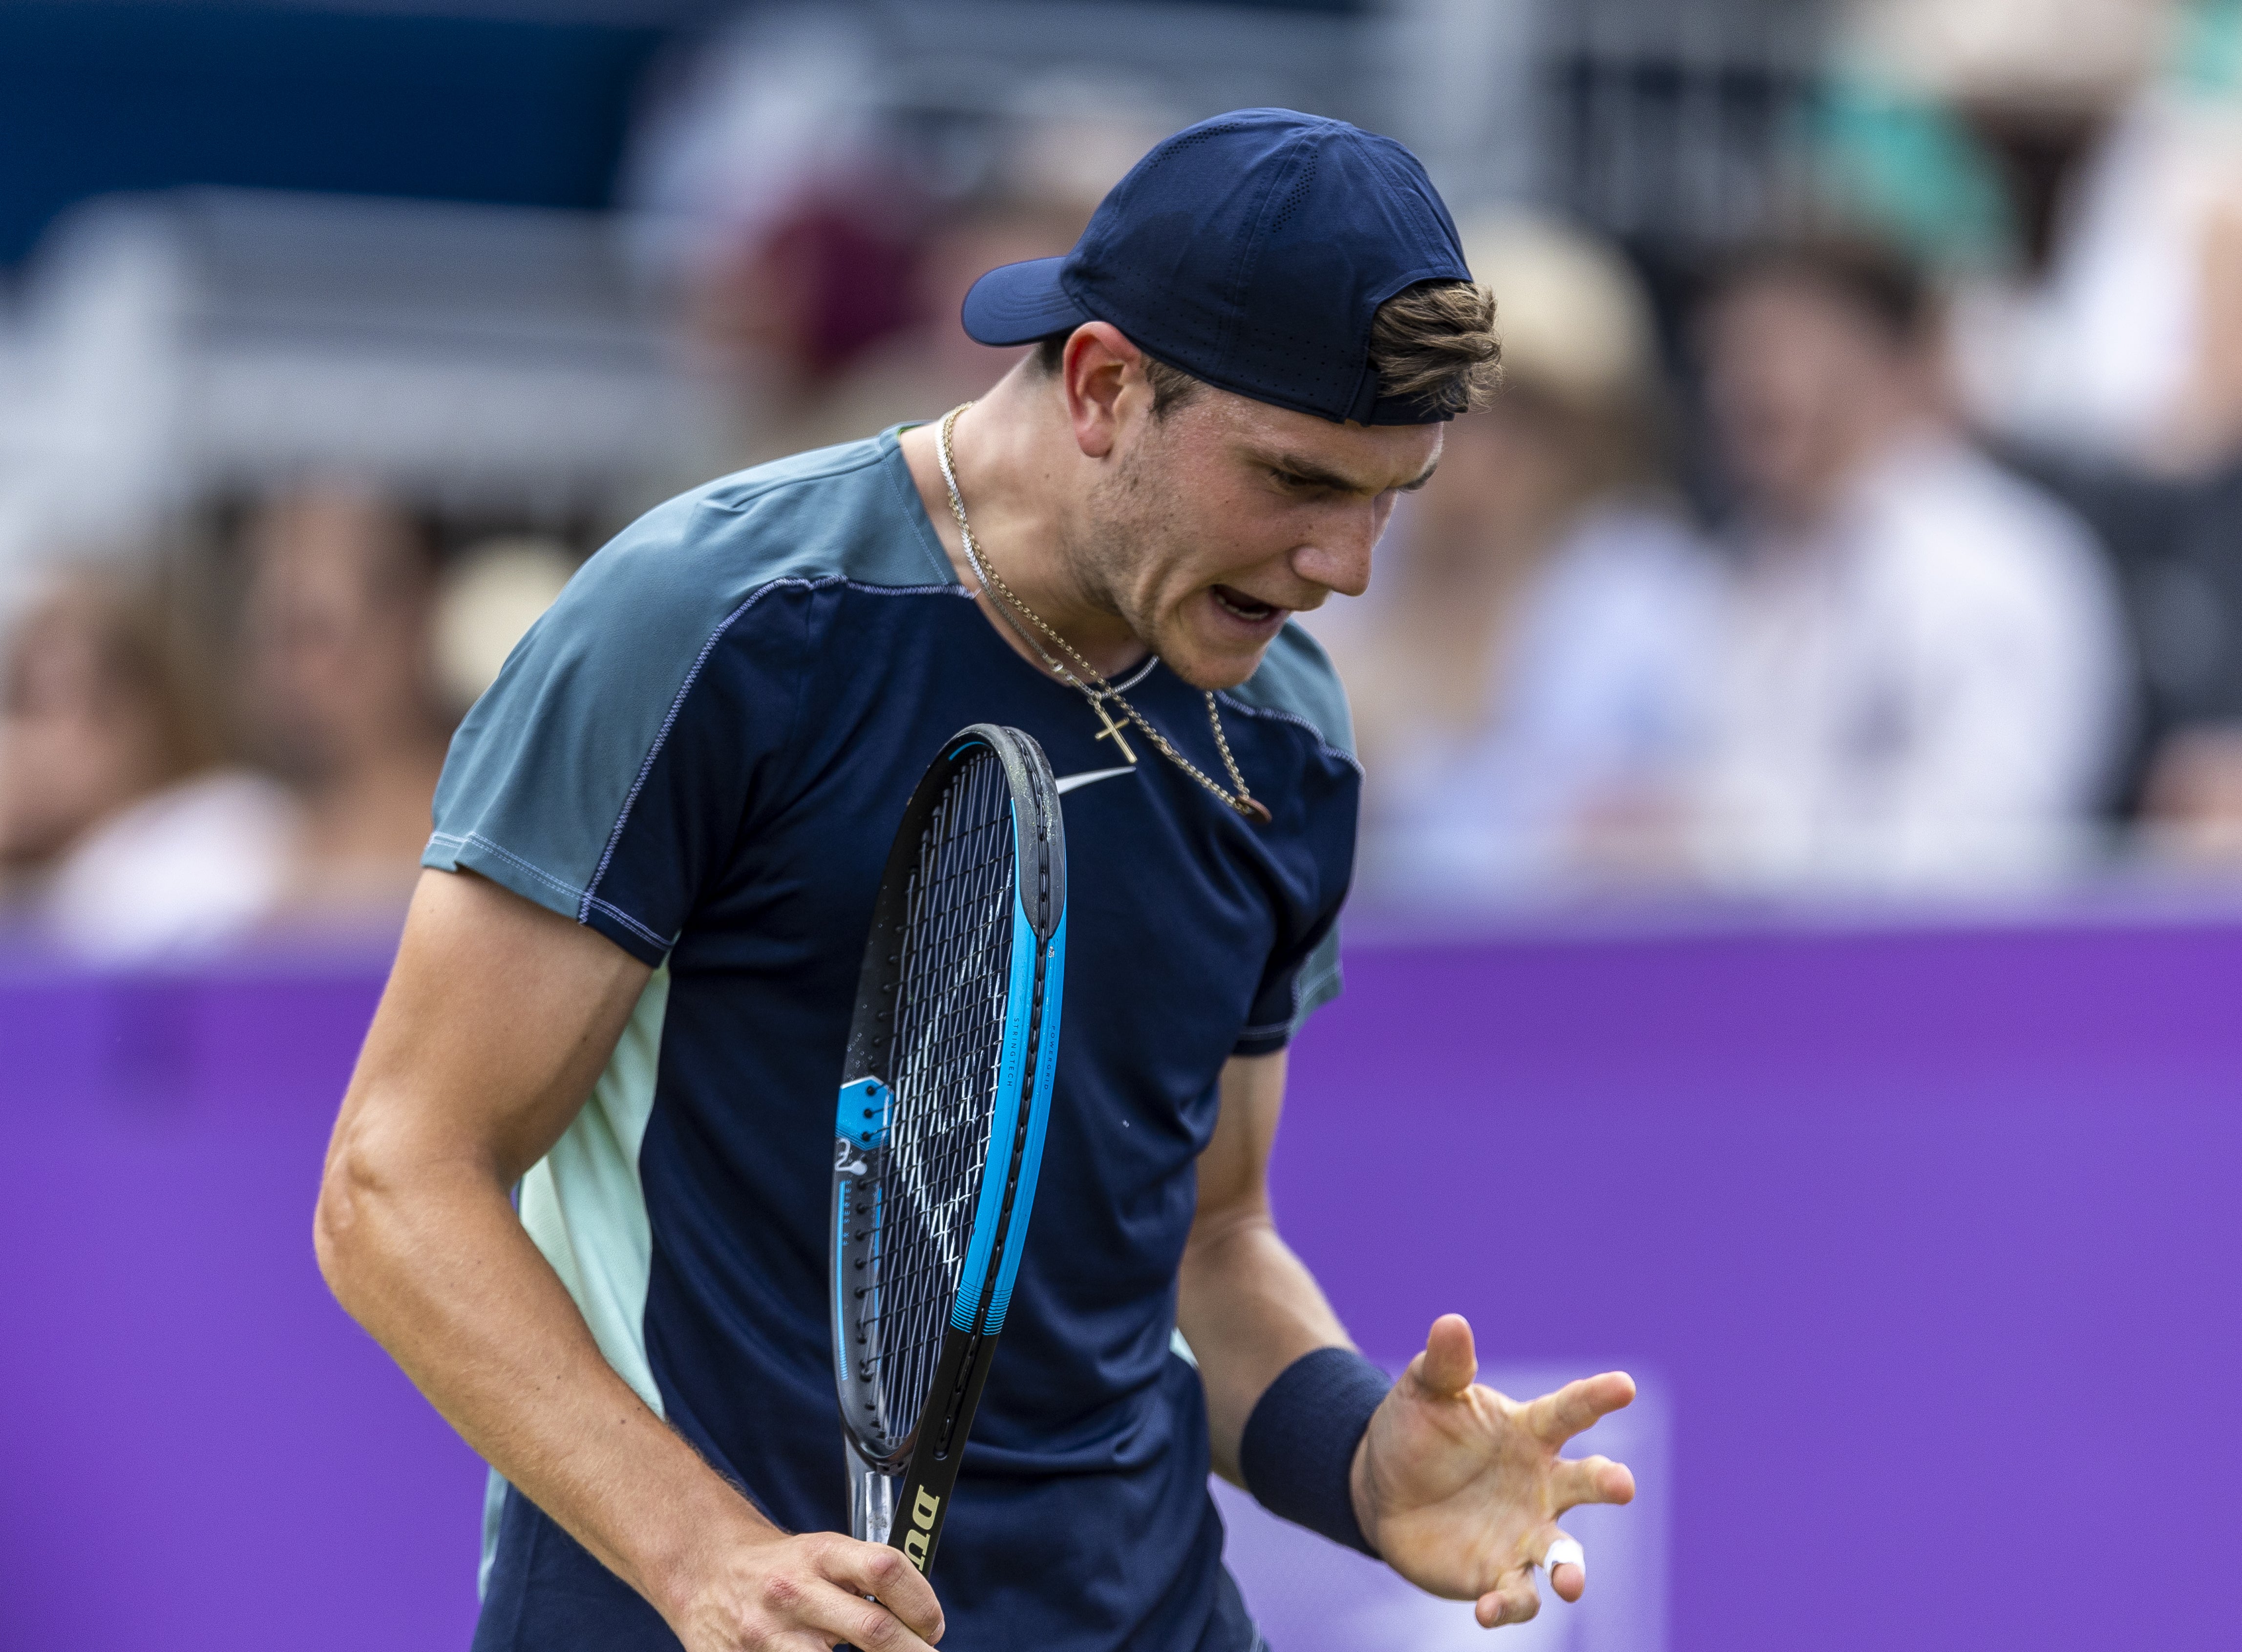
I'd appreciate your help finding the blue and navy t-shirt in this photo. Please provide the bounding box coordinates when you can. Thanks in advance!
[428,430,1359,1652]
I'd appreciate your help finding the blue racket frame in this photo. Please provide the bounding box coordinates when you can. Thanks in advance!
[829,724,1066,1574]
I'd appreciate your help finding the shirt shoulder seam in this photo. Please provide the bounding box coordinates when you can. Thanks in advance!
[1211,690,1363,774]
[432,830,674,953]
[700,441,895,512]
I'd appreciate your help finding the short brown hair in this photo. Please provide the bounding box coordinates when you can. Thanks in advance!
[1032,279,1502,421]
[1366,279,1503,416]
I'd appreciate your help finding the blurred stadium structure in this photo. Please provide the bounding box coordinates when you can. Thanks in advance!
[0,0,1825,560]
[1,189,722,563]
[1538,0,1830,247]
[0,0,1840,568]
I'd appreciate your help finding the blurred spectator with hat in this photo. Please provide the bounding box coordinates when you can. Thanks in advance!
[1311,214,1720,903]
[430,535,579,717]
[1822,0,2242,470]
[785,96,1176,450]
[784,192,1096,455]
[1689,237,2129,891]
[1817,0,2242,872]
[624,2,1181,466]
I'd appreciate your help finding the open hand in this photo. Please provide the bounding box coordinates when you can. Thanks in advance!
[1350,1314,1635,1628]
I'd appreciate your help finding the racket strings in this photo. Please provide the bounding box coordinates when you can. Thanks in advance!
[853,751,1016,1438]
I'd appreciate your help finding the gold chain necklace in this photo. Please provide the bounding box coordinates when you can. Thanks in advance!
[938,403,1270,825]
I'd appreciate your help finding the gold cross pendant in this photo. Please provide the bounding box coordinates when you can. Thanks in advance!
[1090,698,1138,764]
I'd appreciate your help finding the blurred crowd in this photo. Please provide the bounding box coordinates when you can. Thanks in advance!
[0,495,578,961]
[1333,0,2242,909]
[19,0,2242,958]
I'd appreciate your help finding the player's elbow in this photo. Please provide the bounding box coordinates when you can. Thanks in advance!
[313,1133,371,1309]
[1180,1198,1278,1288]
[313,1102,414,1316]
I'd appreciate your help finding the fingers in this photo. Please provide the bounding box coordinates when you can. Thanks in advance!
[1523,1370,1635,1447]
[1412,1313,1478,1397]
[815,1537,944,1646]
[745,1566,938,1652]
[1478,1531,1593,1625]
[802,1581,939,1652]
[1474,1566,1540,1629]
[1550,1452,1636,1514]
[1543,1531,1586,1604]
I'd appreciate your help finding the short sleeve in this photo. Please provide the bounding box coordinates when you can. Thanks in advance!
[1224,622,1358,1057]
[423,493,810,966]
[1231,909,1344,1058]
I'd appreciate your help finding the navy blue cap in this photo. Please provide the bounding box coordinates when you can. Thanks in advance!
[962,108,1474,426]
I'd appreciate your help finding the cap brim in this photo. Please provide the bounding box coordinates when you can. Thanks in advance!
[961,256,1091,346]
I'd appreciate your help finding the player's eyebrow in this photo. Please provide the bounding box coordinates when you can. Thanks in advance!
[1265,450,1440,495]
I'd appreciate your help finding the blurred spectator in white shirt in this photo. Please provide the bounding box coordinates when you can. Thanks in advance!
[238,485,447,925]
[0,567,299,961]
[1691,240,2129,892]
[1310,216,1721,905]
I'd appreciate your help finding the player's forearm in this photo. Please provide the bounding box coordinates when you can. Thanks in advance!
[1177,1210,1350,1483]
[315,1129,772,1623]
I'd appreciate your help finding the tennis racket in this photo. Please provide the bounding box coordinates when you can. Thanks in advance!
[830,723,1067,1576]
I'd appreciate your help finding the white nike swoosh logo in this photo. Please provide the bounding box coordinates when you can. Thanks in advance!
[1055,765,1137,795]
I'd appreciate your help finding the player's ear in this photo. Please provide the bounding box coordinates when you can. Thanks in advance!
[1060,322,1142,460]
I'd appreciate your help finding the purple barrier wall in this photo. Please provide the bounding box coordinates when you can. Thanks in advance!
[1278,923,2242,1652]
[0,965,483,1649]
[4,922,2238,1649]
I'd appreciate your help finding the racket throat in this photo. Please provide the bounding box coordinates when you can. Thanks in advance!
[890,1324,1000,1574]
[847,1444,901,1547]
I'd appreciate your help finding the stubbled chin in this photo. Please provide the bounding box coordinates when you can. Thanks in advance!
[1137,593,1290,689]
[1164,630,1281,691]
[1168,655,1264,691]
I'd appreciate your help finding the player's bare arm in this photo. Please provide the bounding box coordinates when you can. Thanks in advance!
[1180,1049,1637,1629]
[314,868,945,1651]
[1178,1051,1349,1475]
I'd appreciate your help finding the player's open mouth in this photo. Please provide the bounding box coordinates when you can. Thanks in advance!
[1210,586,1282,625]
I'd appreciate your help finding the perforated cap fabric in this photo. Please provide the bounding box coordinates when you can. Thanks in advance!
[961,108,1473,426]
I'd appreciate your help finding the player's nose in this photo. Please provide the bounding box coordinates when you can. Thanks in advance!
[1291,501,1379,599]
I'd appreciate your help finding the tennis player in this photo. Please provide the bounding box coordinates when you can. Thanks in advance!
[317,109,1636,1652]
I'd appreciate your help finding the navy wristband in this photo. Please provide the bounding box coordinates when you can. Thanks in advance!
[1238,1346,1391,1557]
